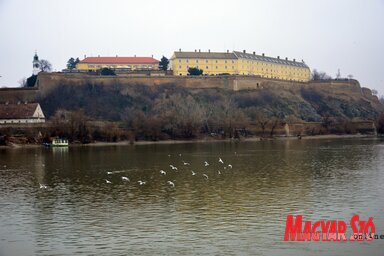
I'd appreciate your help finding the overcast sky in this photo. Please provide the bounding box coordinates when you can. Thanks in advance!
[0,0,383,94]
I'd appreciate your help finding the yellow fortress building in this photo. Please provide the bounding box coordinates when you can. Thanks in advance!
[170,49,311,82]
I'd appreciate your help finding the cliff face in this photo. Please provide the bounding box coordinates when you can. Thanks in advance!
[1,73,383,122]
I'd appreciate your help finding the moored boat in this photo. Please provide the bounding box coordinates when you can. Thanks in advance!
[51,138,69,147]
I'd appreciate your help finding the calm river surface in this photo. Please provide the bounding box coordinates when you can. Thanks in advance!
[1,139,384,255]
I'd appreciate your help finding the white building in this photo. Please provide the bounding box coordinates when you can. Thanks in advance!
[0,102,45,124]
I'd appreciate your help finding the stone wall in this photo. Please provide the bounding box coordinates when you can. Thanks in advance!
[0,87,38,103]
[35,72,364,95]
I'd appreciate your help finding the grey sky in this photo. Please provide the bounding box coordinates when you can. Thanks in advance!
[0,0,383,94]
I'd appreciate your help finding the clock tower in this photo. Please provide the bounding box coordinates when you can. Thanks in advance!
[33,52,40,75]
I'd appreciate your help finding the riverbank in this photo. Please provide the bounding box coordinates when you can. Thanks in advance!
[0,134,380,149]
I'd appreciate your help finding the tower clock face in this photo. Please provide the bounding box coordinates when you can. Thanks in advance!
[34,63,39,68]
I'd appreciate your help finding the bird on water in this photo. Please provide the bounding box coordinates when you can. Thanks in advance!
[167,181,175,187]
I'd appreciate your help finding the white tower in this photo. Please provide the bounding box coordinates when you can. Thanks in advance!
[33,52,40,75]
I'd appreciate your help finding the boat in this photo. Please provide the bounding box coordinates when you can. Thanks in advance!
[51,138,69,147]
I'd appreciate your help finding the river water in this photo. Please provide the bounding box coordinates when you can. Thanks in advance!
[1,139,384,255]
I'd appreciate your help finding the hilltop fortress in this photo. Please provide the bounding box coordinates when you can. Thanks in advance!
[74,49,310,82]
[0,50,382,124]
[170,50,310,82]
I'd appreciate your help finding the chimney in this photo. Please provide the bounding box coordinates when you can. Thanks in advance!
[285,57,288,60]
[293,59,296,62]
[262,53,265,56]
[84,54,86,59]
[277,56,280,59]
[227,50,229,53]
[151,54,153,58]
[199,49,201,52]
[253,51,255,55]
[243,50,246,53]
[116,55,118,57]
[134,55,136,57]
[195,49,197,52]
[179,48,181,52]
[208,49,210,53]
[98,55,100,57]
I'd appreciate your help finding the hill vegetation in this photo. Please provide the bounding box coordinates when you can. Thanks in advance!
[34,81,383,142]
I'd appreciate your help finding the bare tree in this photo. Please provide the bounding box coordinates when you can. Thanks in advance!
[255,112,269,137]
[153,94,205,138]
[18,77,27,87]
[39,59,52,72]
[50,109,90,143]
[311,69,332,80]
[321,114,333,133]
[269,116,281,137]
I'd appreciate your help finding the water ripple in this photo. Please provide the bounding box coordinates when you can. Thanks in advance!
[0,139,384,255]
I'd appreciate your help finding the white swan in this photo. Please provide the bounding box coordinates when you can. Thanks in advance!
[39,183,47,189]
[167,181,175,187]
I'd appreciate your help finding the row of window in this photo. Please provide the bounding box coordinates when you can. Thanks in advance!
[176,62,306,72]
[178,59,236,64]
[178,65,308,77]
[179,65,236,70]
[176,59,306,70]
[177,72,306,81]
[88,64,155,69]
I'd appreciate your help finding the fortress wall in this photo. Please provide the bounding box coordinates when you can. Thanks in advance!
[307,80,362,97]
[0,88,38,103]
[1,73,370,106]
[36,72,362,92]
[36,73,235,97]
[234,77,304,91]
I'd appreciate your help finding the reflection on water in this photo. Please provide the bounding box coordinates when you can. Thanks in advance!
[1,139,384,255]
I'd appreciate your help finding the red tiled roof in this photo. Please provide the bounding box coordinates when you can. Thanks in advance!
[0,103,39,119]
[80,57,159,64]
